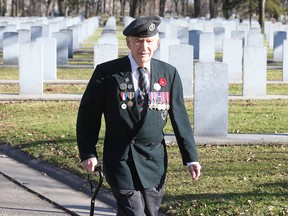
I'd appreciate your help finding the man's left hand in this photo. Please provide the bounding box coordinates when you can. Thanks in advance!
[187,162,201,180]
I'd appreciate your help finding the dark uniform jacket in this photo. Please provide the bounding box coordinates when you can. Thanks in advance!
[76,56,199,189]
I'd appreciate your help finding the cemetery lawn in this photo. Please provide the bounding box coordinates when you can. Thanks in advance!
[0,100,287,215]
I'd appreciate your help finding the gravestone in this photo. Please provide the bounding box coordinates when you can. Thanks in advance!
[222,39,243,82]
[188,30,201,59]
[169,44,194,96]
[19,43,43,95]
[243,46,267,96]
[273,31,286,62]
[52,32,68,65]
[282,40,288,81]
[231,30,245,47]
[94,43,118,68]
[18,29,31,44]
[214,27,225,52]
[31,26,42,42]
[247,33,264,47]
[68,25,79,51]
[0,26,5,49]
[60,29,73,58]
[153,38,180,63]
[36,37,57,80]
[194,62,228,137]
[3,32,19,65]
[199,33,215,62]
[177,26,189,44]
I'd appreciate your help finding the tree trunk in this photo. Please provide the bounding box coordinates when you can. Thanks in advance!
[159,0,165,17]
[259,0,266,29]
[194,0,200,17]
[120,0,126,17]
[129,0,138,17]
[57,0,64,16]
[209,0,218,19]
[85,0,89,18]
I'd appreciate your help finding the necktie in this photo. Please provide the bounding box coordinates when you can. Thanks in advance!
[137,67,148,114]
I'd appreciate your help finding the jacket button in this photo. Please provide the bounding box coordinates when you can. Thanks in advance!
[131,140,135,144]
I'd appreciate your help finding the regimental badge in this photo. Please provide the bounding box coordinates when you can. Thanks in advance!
[149,22,155,31]
[161,110,168,120]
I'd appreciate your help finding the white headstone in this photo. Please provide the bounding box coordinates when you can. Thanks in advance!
[199,33,215,62]
[282,40,288,81]
[94,43,118,68]
[169,44,194,96]
[273,31,286,62]
[19,43,43,95]
[153,38,180,63]
[247,33,264,47]
[214,27,225,52]
[222,39,243,82]
[194,62,228,137]
[52,32,68,65]
[36,37,57,80]
[3,32,19,65]
[243,46,267,96]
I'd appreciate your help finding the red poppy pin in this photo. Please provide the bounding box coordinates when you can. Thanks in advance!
[159,78,166,86]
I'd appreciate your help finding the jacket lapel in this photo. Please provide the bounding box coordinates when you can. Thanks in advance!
[115,58,141,123]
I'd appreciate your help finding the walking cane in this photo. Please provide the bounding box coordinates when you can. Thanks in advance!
[88,165,103,216]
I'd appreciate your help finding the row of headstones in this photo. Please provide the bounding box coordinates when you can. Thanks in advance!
[17,40,228,137]
[93,16,118,68]
[1,16,99,65]
[17,16,99,86]
[127,16,288,63]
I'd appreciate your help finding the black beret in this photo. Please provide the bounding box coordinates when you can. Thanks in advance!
[123,16,161,37]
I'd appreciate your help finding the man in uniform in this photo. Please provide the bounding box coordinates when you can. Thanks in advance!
[77,16,201,216]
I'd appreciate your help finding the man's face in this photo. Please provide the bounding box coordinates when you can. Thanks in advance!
[126,34,160,67]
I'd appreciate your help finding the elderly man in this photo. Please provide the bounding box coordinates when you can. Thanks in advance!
[77,16,201,216]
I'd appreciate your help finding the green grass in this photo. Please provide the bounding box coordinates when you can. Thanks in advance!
[0,100,287,215]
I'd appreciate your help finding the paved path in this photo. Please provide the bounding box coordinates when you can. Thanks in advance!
[0,143,116,216]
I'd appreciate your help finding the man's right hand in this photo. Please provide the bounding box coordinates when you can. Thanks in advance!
[82,157,99,172]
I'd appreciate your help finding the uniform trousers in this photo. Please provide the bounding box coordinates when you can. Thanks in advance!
[111,186,164,216]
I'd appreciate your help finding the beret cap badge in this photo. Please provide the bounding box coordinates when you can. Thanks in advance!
[148,23,156,32]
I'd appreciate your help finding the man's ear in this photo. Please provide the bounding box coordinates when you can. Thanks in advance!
[126,37,131,49]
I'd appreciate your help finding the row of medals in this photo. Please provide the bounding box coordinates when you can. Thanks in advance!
[119,81,170,111]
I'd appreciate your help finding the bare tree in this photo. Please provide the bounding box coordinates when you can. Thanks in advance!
[209,0,221,18]
[129,0,139,17]
[181,0,188,16]
[259,0,266,28]
[57,0,65,16]
[194,0,201,17]
[120,0,126,17]
[159,0,166,17]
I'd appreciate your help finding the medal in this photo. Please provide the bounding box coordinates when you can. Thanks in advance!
[121,103,127,109]
[127,84,133,89]
[127,100,134,107]
[120,83,127,90]
[153,83,161,91]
